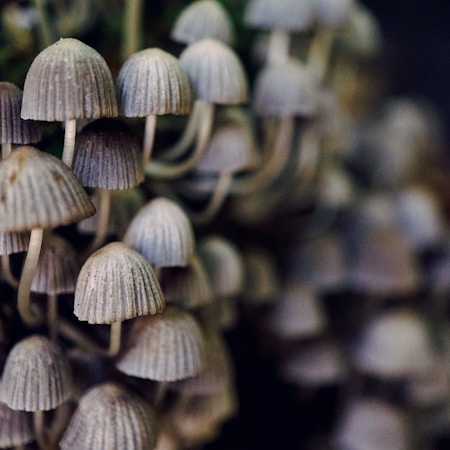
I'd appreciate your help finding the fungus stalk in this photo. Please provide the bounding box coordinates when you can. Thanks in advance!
[267,29,290,66]
[85,188,112,255]
[142,114,157,166]
[308,28,334,84]
[62,119,77,168]
[48,292,58,342]
[33,410,50,450]
[122,0,143,61]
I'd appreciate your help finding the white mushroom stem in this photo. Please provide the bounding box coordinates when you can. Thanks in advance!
[145,101,215,179]
[1,254,18,288]
[308,28,334,85]
[109,321,122,356]
[86,188,111,256]
[122,0,143,61]
[142,114,157,166]
[33,410,50,450]
[47,292,58,342]
[1,142,11,159]
[18,227,44,326]
[267,29,291,66]
[62,119,77,168]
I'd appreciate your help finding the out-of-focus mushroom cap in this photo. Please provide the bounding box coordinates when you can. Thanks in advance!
[60,383,158,450]
[117,48,192,117]
[171,0,234,45]
[180,38,248,105]
[0,146,95,232]
[0,82,41,144]
[74,241,164,324]
[73,118,143,189]
[0,231,30,255]
[21,38,118,121]
[313,0,355,28]
[0,401,34,447]
[124,197,195,268]
[0,335,73,411]
[116,306,205,381]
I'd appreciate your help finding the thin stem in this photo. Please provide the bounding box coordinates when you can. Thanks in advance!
[18,228,44,326]
[86,188,111,255]
[62,119,77,168]
[33,410,49,450]
[2,142,12,159]
[108,321,122,356]
[142,114,157,166]
[1,253,19,288]
[145,101,215,179]
[47,292,58,342]
[153,381,168,409]
[33,0,54,49]
[122,0,143,61]
[308,28,334,85]
[267,29,290,66]
[48,401,73,446]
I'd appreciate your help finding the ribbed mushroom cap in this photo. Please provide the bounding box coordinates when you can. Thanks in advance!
[73,118,143,189]
[269,281,326,340]
[124,197,195,268]
[313,0,354,28]
[171,0,234,45]
[0,146,95,232]
[74,241,164,324]
[116,306,205,381]
[180,38,248,104]
[0,401,34,447]
[31,232,79,294]
[21,38,117,121]
[244,0,315,32]
[253,59,319,117]
[0,231,29,255]
[0,82,41,144]
[198,235,245,298]
[116,48,192,117]
[334,399,409,450]
[60,382,158,450]
[352,309,436,379]
[0,335,73,411]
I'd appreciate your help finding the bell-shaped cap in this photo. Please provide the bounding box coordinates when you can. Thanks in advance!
[74,241,164,324]
[245,0,315,32]
[0,231,29,255]
[116,306,205,381]
[60,382,158,450]
[0,401,34,447]
[21,38,118,121]
[0,82,41,144]
[313,0,354,28]
[0,335,73,411]
[116,48,192,117]
[180,38,248,104]
[73,118,143,189]
[31,232,79,294]
[171,0,234,45]
[124,197,195,268]
[0,146,95,232]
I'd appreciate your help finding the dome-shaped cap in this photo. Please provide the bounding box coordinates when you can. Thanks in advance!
[171,0,234,45]
[116,306,205,381]
[313,0,355,28]
[0,82,41,144]
[124,197,195,268]
[60,382,158,450]
[0,231,29,255]
[253,59,319,117]
[0,146,95,232]
[0,335,73,411]
[245,0,315,32]
[21,38,118,121]
[73,118,143,189]
[117,48,192,117]
[74,241,164,324]
[0,401,34,447]
[180,38,248,104]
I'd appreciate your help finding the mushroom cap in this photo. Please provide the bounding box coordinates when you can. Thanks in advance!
[253,59,319,117]
[0,401,34,447]
[74,241,164,324]
[0,335,73,411]
[0,82,41,144]
[0,146,95,232]
[60,382,158,450]
[73,118,143,189]
[116,306,205,381]
[31,232,79,294]
[180,38,248,104]
[21,38,118,121]
[116,48,192,117]
[313,0,355,28]
[171,0,234,45]
[0,230,30,255]
[244,0,315,32]
[124,197,195,268]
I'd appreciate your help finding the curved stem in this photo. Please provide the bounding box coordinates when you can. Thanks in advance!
[62,119,77,168]
[2,142,12,159]
[86,188,111,255]
[47,292,58,342]
[142,114,157,166]
[145,101,215,179]
[230,116,295,194]
[108,321,122,356]
[48,401,73,446]
[1,254,19,288]
[154,381,168,409]
[122,0,143,61]
[18,228,44,326]
[267,29,290,66]
[308,28,334,85]
[33,410,49,450]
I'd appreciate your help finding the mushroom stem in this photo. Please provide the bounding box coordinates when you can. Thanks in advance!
[86,188,111,255]
[308,28,334,84]
[230,116,295,194]
[108,321,122,356]
[1,253,19,288]
[145,101,215,179]
[122,0,143,61]
[154,381,168,409]
[33,0,54,48]
[1,142,12,159]
[267,29,290,66]
[142,114,157,166]
[47,292,58,342]
[33,410,49,450]
[62,119,77,168]
[18,227,44,326]
[48,401,73,445]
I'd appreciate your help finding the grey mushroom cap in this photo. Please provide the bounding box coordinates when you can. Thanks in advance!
[21,38,118,121]
[0,230,30,255]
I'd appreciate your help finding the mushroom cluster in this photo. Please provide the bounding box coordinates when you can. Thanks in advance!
[0,1,449,449]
